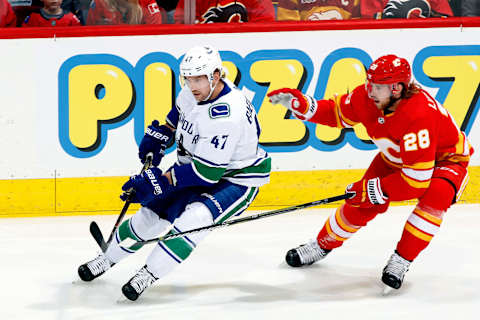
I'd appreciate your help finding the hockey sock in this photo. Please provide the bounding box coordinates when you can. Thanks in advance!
[317,204,362,250]
[396,205,444,261]
[105,219,144,263]
[146,231,196,279]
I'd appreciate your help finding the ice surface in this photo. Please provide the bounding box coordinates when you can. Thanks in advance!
[1,204,479,319]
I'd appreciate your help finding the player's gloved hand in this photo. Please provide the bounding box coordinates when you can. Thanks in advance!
[345,177,388,208]
[138,120,174,167]
[383,0,432,19]
[120,167,173,205]
[267,88,317,121]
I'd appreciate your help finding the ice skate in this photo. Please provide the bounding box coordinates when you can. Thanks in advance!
[381,251,411,291]
[78,253,113,282]
[285,239,331,267]
[121,265,158,301]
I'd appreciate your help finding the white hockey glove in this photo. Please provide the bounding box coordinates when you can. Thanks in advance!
[267,88,318,121]
[345,177,389,208]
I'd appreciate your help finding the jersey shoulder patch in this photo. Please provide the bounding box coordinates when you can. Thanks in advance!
[209,103,230,119]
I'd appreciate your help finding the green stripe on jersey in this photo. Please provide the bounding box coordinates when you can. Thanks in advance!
[216,187,258,223]
[224,157,271,178]
[162,235,194,261]
[118,219,144,251]
[193,160,226,182]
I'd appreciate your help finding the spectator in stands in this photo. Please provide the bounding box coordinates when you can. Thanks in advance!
[360,0,388,18]
[361,0,453,19]
[448,0,462,16]
[381,0,452,18]
[1,0,17,27]
[277,0,361,21]
[86,0,162,25]
[174,0,275,24]
[9,0,42,26]
[462,0,480,17]
[61,0,85,24]
[22,0,81,26]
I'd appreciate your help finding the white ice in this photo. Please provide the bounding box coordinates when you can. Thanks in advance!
[1,204,479,320]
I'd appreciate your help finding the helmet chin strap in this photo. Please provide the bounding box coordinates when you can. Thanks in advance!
[202,74,219,102]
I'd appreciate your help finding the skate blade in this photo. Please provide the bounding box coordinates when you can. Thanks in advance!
[381,285,394,296]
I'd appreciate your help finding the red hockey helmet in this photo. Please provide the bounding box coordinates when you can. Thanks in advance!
[366,55,412,87]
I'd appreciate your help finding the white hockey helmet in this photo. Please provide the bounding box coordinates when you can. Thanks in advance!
[180,45,223,80]
[180,46,223,101]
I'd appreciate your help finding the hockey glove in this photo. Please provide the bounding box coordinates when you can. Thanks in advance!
[345,177,388,208]
[138,120,174,167]
[120,167,173,206]
[267,88,317,121]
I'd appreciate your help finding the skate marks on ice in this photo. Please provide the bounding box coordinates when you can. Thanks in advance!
[2,205,479,319]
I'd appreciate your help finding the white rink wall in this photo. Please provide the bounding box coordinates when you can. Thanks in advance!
[0,25,479,180]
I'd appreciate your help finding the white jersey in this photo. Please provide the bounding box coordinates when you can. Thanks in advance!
[168,79,271,187]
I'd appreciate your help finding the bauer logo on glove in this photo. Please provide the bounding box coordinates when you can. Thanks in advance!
[120,167,173,205]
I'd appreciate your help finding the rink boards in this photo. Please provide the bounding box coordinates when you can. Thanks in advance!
[0,19,480,217]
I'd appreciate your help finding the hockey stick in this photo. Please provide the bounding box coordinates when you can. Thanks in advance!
[89,153,153,252]
[134,192,354,246]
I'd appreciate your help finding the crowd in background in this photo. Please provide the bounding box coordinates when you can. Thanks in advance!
[0,0,479,28]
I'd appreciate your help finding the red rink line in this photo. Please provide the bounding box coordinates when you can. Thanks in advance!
[1,17,480,39]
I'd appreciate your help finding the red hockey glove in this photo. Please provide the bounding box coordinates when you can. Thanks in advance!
[345,177,388,208]
[267,88,317,120]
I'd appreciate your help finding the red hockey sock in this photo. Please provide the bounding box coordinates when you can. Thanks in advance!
[396,205,444,261]
[317,204,384,250]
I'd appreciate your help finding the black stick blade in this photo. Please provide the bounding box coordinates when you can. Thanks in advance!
[89,221,108,252]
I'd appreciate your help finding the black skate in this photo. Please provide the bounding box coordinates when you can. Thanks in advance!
[382,251,411,290]
[122,265,158,301]
[286,239,331,267]
[78,253,113,282]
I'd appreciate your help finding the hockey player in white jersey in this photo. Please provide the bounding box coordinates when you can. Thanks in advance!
[78,45,271,301]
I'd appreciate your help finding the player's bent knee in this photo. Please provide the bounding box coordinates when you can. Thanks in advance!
[131,206,172,241]
[174,202,214,244]
[418,178,456,213]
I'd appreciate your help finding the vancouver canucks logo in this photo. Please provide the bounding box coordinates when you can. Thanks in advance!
[201,3,248,23]
[209,103,230,119]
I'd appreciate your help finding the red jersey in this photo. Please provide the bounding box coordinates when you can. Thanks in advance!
[277,0,361,21]
[309,85,473,201]
[174,0,275,24]
[0,0,17,27]
[360,0,452,19]
[87,0,162,25]
[22,10,81,26]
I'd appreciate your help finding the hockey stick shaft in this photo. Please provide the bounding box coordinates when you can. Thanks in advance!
[89,153,153,252]
[136,192,353,245]
[105,153,153,244]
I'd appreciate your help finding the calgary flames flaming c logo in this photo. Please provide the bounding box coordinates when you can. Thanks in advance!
[201,3,248,23]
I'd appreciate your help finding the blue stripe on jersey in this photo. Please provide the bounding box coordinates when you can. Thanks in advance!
[228,174,270,179]
[192,154,228,168]
[129,218,145,241]
[166,105,179,128]
[157,242,181,263]
[115,232,136,253]
[173,226,197,248]
[250,153,269,167]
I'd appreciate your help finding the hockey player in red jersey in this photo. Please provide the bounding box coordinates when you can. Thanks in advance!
[174,0,275,24]
[21,0,80,26]
[360,0,453,19]
[87,0,162,25]
[0,0,17,27]
[268,54,473,291]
